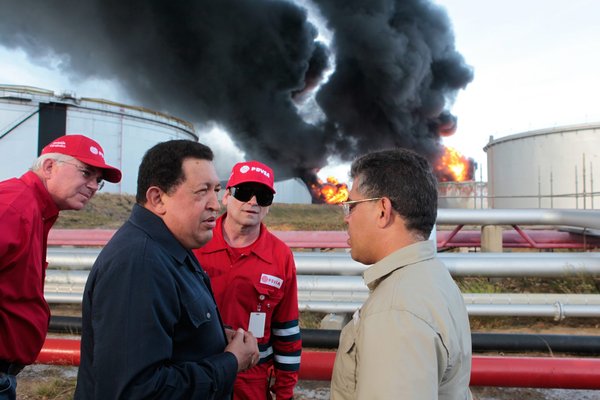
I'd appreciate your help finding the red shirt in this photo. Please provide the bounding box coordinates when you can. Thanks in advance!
[0,172,58,364]
[193,214,301,399]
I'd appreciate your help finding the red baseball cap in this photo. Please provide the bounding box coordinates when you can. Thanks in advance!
[226,160,275,193]
[41,134,122,183]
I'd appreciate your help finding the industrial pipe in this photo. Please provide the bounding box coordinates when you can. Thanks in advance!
[299,329,600,355]
[472,332,600,354]
[37,338,600,389]
[437,208,600,231]
[47,318,600,355]
[297,301,600,317]
[44,291,600,318]
[47,248,600,277]
[48,208,600,246]
[298,352,600,388]
[37,338,80,366]
[438,229,600,249]
[470,356,600,389]
[48,228,600,249]
[50,316,83,334]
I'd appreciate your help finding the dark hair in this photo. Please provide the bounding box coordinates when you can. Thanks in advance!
[136,140,214,204]
[350,148,438,239]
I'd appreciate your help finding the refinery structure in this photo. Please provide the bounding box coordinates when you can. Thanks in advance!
[427,122,600,211]
[485,122,600,209]
[0,85,196,194]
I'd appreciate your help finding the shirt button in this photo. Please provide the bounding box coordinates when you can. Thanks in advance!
[259,295,265,301]
[206,312,211,318]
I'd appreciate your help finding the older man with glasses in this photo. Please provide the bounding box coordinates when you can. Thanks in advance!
[0,134,121,400]
[193,160,302,400]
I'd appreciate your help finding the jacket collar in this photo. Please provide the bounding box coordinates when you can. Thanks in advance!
[363,240,436,291]
[22,171,59,224]
[128,203,200,270]
[198,213,273,264]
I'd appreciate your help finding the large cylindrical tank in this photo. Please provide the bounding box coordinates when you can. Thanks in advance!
[484,123,600,209]
[438,181,488,209]
[0,85,196,194]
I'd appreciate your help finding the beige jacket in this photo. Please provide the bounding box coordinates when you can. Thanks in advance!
[330,241,472,400]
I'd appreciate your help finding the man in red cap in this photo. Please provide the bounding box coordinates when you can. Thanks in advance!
[0,134,121,399]
[193,160,302,400]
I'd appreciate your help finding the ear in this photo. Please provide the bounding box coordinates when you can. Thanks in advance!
[145,186,167,215]
[221,189,230,206]
[40,158,57,179]
[376,197,395,228]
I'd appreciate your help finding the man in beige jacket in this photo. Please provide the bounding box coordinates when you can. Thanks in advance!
[330,148,472,399]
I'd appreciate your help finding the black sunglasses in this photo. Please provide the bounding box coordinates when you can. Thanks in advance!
[230,185,274,207]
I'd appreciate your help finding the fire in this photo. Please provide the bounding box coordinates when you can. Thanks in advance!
[311,176,349,204]
[435,146,474,182]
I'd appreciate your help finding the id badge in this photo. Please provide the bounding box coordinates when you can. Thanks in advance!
[248,312,266,338]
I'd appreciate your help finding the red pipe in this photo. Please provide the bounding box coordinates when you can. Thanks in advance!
[39,339,600,389]
[37,338,80,366]
[438,224,464,248]
[471,355,600,389]
[298,350,336,381]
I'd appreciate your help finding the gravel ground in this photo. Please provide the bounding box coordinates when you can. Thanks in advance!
[15,365,600,399]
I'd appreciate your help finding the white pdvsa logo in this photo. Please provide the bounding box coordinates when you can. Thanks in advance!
[239,165,270,178]
[89,146,104,158]
[250,166,270,178]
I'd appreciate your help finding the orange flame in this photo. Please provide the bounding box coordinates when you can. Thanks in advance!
[435,146,473,182]
[311,176,349,204]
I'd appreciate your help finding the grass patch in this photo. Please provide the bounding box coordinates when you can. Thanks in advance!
[456,276,600,295]
[55,194,346,231]
[265,203,346,231]
[299,311,327,329]
[55,193,135,229]
[34,378,77,399]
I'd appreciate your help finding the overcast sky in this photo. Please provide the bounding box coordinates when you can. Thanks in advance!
[436,0,600,179]
[1,0,599,181]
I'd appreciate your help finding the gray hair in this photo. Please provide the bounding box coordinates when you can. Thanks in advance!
[32,153,77,171]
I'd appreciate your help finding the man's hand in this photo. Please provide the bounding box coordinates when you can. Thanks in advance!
[224,327,236,343]
[225,328,259,372]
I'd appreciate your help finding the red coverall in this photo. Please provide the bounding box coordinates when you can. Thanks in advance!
[0,172,58,365]
[194,214,301,399]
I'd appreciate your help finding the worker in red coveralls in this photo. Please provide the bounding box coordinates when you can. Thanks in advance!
[193,160,301,400]
[0,134,121,400]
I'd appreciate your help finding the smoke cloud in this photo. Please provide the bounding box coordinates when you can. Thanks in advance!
[0,0,473,183]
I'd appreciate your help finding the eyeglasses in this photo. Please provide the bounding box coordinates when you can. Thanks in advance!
[230,185,274,207]
[340,197,383,217]
[60,161,105,190]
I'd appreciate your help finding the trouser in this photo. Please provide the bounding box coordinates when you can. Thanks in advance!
[233,374,270,400]
[0,373,16,400]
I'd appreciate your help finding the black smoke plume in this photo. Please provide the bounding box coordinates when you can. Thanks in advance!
[0,0,473,186]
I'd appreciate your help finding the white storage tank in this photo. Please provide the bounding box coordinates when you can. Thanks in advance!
[484,122,600,209]
[0,84,196,194]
